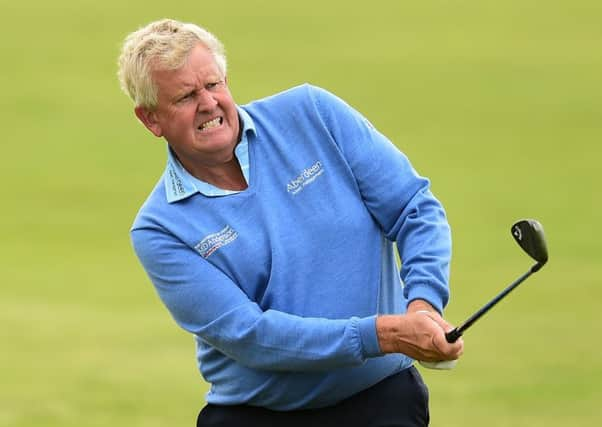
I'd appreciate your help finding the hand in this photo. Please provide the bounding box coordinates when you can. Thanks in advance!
[376,309,464,363]
[407,299,457,341]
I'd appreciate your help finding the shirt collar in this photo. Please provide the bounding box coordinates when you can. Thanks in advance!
[164,106,256,203]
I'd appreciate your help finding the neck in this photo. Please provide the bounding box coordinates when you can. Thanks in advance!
[187,157,248,191]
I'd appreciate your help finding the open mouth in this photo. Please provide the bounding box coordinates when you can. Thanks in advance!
[198,117,223,132]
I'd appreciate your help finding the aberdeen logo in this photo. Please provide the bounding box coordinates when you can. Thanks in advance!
[286,161,324,195]
[168,166,186,196]
[195,226,238,258]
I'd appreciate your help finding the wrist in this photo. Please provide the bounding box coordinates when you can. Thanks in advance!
[407,299,437,314]
[376,315,405,354]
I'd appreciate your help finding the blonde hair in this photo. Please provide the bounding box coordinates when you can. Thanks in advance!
[117,19,227,109]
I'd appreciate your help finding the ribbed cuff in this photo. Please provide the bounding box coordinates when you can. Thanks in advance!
[358,315,383,358]
[406,283,445,314]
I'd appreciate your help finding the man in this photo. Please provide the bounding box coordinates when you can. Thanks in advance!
[118,19,463,427]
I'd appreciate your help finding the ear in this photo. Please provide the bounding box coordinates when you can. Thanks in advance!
[134,106,163,137]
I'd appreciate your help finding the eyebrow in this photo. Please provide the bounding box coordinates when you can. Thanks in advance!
[170,74,224,101]
[171,84,197,101]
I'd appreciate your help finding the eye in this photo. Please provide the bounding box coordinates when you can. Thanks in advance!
[177,91,195,103]
[206,80,224,91]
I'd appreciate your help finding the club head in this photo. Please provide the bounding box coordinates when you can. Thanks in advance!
[511,219,549,265]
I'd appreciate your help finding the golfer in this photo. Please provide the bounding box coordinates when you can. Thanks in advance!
[118,19,463,427]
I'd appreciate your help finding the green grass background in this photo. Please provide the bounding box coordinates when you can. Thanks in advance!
[1,0,600,425]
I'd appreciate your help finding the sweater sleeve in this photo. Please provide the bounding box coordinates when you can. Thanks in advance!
[131,226,383,371]
[310,85,452,313]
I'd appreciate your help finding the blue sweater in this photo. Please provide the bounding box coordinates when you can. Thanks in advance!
[131,84,451,410]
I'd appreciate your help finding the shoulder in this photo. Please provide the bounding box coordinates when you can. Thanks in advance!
[131,175,169,232]
[241,84,354,133]
[243,83,341,112]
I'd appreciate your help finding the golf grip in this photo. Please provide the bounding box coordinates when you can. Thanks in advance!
[445,328,462,343]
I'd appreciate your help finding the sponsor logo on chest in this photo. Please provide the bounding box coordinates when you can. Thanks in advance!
[286,160,324,195]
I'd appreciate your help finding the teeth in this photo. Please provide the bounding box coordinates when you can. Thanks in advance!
[199,117,221,131]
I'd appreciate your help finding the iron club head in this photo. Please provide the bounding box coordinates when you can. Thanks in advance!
[511,219,549,265]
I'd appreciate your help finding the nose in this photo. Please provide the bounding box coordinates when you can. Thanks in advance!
[197,89,218,112]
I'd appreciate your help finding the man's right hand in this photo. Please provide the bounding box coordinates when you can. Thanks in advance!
[376,312,464,362]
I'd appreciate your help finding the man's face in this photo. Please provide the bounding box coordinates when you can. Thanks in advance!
[136,44,240,172]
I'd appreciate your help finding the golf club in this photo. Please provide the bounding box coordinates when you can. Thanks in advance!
[419,219,549,370]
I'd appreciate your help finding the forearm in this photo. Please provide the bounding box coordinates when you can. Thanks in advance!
[193,304,382,371]
[395,190,451,313]
[133,228,384,372]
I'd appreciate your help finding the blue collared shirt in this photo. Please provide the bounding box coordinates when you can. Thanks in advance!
[164,107,256,202]
[132,84,451,410]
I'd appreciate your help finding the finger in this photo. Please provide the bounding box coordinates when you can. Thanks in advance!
[416,310,454,333]
[434,335,464,360]
[452,337,465,358]
[426,319,464,359]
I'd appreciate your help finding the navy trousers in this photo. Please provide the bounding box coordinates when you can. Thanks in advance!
[197,366,430,427]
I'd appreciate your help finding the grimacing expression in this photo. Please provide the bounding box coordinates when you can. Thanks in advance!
[136,43,240,171]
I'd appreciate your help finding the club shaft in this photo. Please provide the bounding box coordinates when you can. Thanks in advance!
[445,262,541,343]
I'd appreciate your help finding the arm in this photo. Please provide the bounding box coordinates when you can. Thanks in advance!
[312,86,451,313]
[311,87,463,361]
[133,226,462,367]
[131,226,382,372]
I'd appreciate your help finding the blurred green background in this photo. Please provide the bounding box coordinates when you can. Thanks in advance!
[1,0,600,426]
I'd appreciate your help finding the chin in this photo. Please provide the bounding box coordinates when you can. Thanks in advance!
[196,138,236,156]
